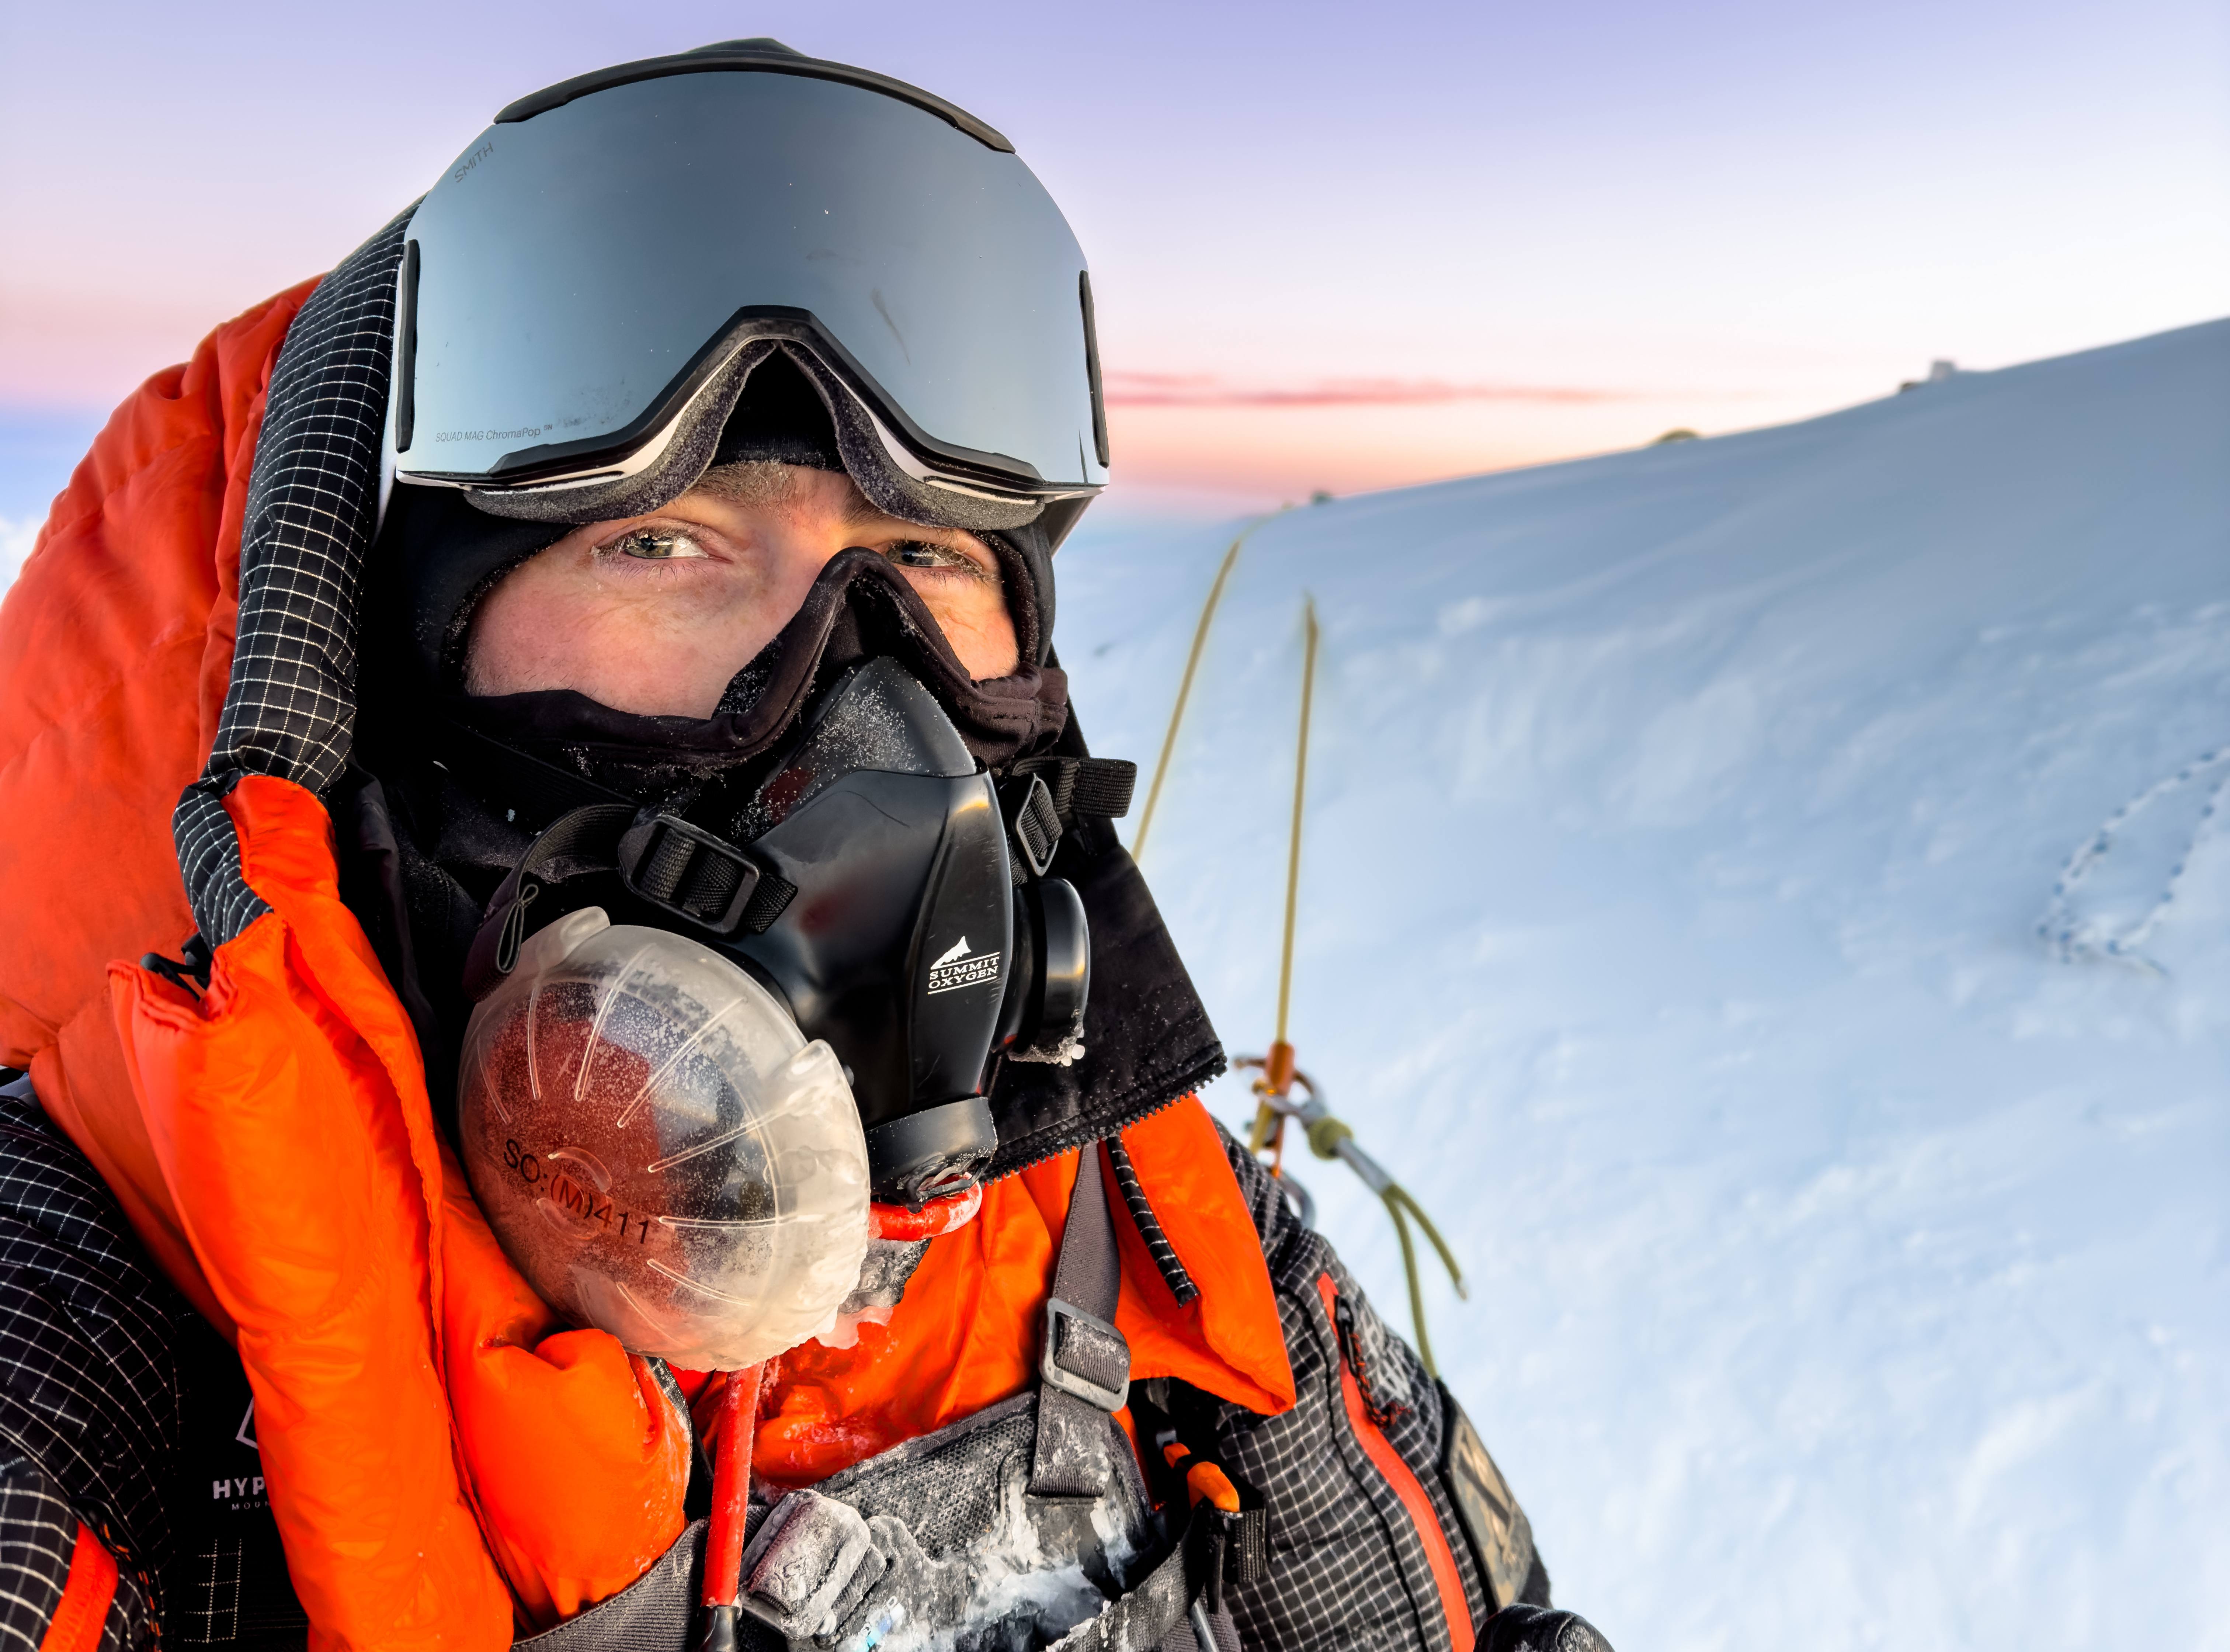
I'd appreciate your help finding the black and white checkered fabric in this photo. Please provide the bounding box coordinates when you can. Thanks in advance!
[0,1079,182,1648]
[174,208,413,948]
[0,1462,152,1652]
[1103,1135,1197,1306]
[171,1521,305,1650]
[1210,1126,1503,1651]
[0,1463,78,1652]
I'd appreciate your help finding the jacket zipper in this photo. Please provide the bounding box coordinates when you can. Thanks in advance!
[1316,1273,1475,1652]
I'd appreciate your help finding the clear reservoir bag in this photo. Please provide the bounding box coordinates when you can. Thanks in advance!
[459,908,871,1369]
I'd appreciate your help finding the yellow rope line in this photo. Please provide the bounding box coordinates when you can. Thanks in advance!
[1130,512,1281,864]
[1275,598,1318,1049]
[1194,578,1468,1372]
[1385,1191,1435,1377]
[1231,600,1473,1375]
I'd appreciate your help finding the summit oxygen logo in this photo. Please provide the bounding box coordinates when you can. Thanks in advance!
[926,936,1001,996]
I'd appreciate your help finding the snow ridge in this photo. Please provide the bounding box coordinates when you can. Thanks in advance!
[1059,319,2230,1652]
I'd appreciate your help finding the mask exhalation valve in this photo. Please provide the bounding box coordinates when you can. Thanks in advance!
[458,906,871,1369]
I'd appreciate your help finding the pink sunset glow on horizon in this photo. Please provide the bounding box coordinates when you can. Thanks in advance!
[1101,372,1636,409]
[2,0,2223,517]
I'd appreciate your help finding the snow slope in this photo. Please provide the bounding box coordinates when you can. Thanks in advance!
[0,410,102,587]
[1055,320,2230,1651]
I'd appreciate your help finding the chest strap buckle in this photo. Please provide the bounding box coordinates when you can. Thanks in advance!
[738,1489,882,1644]
[1041,1296,1130,1412]
[618,813,768,934]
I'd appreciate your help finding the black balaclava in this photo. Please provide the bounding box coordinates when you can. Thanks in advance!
[351,349,1220,1183]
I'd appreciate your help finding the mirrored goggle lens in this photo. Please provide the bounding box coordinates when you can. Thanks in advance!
[396,66,1108,497]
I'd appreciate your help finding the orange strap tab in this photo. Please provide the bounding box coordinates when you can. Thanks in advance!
[1186,1461,1242,1514]
[1316,1275,1474,1652]
[40,1524,118,1652]
[1159,1442,1243,1513]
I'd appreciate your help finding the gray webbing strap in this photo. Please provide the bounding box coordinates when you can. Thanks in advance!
[510,1519,705,1652]
[1029,1142,1132,1499]
[1043,1505,1240,1652]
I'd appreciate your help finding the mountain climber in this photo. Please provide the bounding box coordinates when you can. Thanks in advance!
[0,40,1609,1652]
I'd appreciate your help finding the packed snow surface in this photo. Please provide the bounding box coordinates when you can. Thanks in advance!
[1056,320,2230,1651]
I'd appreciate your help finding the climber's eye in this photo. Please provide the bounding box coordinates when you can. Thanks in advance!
[603,527,711,562]
[878,539,993,583]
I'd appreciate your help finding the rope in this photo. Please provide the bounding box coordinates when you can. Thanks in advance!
[1303,1114,1351,1159]
[1235,596,1469,1377]
[1385,1187,1466,1378]
[1251,600,1317,1162]
[1293,1109,1466,1378]
[1247,1099,1278,1159]
[1237,1054,1470,1382]
[1130,515,1279,864]
[1275,599,1319,1051]
[1386,1194,1432,1377]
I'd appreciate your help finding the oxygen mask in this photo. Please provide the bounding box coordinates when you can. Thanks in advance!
[455,653,1092,1358]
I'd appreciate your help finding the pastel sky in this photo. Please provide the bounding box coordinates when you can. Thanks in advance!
[2,0,2224,514]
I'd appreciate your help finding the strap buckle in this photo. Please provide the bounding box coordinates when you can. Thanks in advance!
[616,813,761,934]
[737,1489,882,1639]
[1041,1295,1130,1412]
[1004,773,1063,879]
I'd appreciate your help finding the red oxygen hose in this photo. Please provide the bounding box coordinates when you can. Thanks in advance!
[695,1363,763,1652]
[692,1179,981,1649]
[868,1181,983,1241]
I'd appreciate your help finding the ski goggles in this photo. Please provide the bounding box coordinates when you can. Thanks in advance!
[388,42,1109,533]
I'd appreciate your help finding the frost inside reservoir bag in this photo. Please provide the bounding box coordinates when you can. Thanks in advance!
[458,908,870,1368]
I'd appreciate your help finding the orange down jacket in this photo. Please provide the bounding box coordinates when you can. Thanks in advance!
[0,280,1295,1651]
